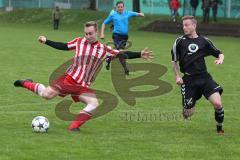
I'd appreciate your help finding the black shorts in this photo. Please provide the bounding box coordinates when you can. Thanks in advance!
[181,73,223,109]
[112,33,128,49]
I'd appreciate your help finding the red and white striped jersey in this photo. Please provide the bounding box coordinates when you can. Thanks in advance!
[66,37,119,88]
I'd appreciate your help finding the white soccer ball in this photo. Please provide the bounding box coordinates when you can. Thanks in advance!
[31,116,50,133]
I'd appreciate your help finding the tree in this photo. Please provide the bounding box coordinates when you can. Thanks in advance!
[89,0,96,10]
[133,0,140,12]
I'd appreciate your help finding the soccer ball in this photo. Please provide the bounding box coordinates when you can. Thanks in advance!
[31,116,50,133]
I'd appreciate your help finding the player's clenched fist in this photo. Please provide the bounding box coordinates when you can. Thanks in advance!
[176,76,183,85]
[38,36,47,44]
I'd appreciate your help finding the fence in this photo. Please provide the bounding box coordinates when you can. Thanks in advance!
[126,0,240,18]
[1,0,239,18]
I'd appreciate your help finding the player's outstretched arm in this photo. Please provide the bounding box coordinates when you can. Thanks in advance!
[38,36,47,43]
[214,53,224,65]
[117,48,154,60]
[140,48,153,60]
[137,13,145,17]
[38,36,69,51]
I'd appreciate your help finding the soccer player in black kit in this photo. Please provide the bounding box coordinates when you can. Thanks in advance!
[171,16,225,135]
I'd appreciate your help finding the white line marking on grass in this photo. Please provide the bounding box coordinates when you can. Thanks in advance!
[0,101,58,108]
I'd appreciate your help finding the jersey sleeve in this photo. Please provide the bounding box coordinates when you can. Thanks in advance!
[204,37,221,58]
[171,38,181,62]
[67,37,80,50]
[103,14,113,25]
[105,45,120,57]
[128,11,138,18]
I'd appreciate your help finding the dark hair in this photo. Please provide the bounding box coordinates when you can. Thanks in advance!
[182,15,197,24]
[84,21,98,31]
[116,1,124,6]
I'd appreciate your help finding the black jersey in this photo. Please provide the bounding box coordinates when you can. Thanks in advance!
[171,35,221,75]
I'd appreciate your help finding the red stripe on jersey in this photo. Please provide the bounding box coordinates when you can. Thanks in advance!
[78,43,94,86]
[73,40,88,81]
[68,38,86,78]
[104,45,119,56]
[85,43,100,85]
[87,43,104,84]
[86,43,101,85]
[82,43,98,87]
[88,44,107,84]
[67,38,83,74]
[67,37,81,50]
[66,39,116,88]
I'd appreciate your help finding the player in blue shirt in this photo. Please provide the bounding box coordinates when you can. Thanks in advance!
[101,1,144,75]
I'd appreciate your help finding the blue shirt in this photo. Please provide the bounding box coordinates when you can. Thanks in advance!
[103,11,138,35]
[109,9,115,16]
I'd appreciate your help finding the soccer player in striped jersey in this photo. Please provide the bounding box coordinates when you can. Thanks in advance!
[14,21,153,132]
[171,16,225,135]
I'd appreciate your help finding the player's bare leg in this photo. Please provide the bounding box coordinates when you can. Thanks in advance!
[68,92,99,132]
[41,86,59,100]
[208,92,224,135]
[14,79,59,100]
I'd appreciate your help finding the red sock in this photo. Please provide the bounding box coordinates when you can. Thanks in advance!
[69,111,92,129]
[22,81,39,93]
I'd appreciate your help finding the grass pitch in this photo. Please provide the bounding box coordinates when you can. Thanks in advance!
[0,9,240,160]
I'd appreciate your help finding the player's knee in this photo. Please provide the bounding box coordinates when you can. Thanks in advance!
[86,97,99,108]
[41,87,58,100]
[182,107,195,119]
[84,102,99,114]
[42,94,53,100]
[212,100,222,109]
[42,92,54,100]
[90,100,99,108]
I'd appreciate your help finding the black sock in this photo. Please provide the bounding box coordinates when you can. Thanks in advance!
[215,107,224,131]
[217,125,223,132]
[119,58,129,73]
[106,56,111,70]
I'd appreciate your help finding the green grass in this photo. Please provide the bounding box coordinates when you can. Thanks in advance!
[0,9,240,160]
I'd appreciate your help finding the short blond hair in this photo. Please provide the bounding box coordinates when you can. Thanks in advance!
[182,15,197,25]
[84,21,98,31]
